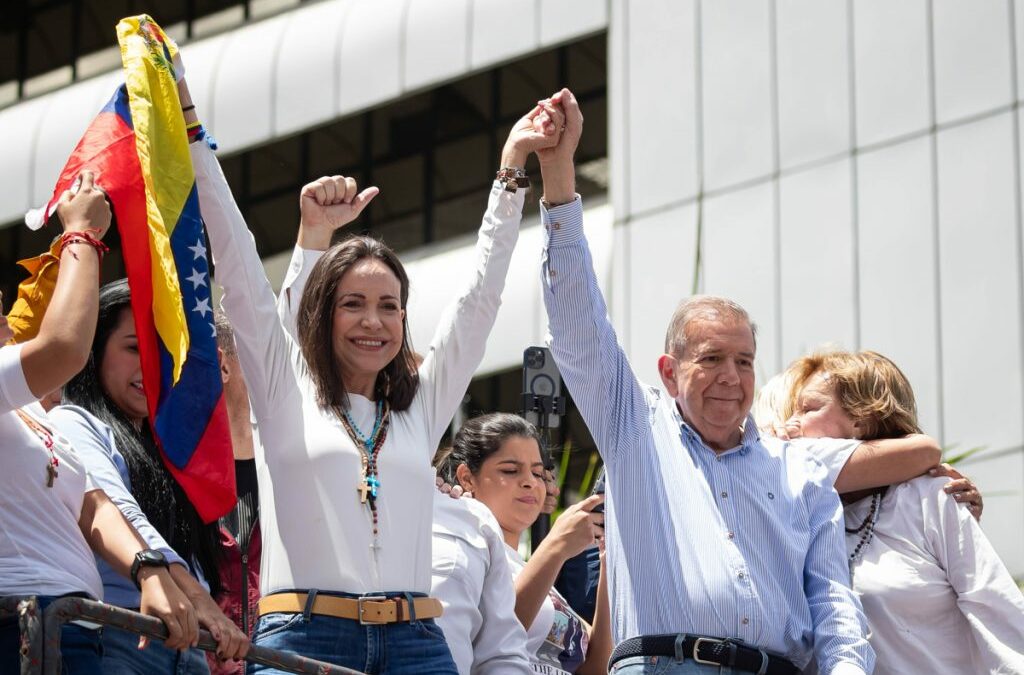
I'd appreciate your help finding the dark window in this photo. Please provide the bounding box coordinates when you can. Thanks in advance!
[0,32,607,305]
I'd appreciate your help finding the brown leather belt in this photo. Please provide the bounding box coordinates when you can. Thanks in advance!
[258,592,443,625]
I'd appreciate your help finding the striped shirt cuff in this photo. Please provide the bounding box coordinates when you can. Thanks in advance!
[540,196,584,247]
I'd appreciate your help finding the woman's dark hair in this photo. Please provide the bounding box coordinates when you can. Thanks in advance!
[63,279,221,593]
[296,235,419,415]
[437,413,544,487]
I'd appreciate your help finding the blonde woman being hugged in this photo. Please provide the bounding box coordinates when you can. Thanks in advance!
[183,73,564,673]
[781,350,1024,674]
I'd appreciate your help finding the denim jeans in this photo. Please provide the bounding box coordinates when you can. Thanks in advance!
[248,592,458,675]
[611,655,739,674]
[0,595,102,674]
[102,624,210,675]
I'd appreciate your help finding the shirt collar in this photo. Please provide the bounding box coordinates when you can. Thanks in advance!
[672,404,760,458]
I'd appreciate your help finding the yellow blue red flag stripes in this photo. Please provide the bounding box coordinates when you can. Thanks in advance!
[117,15,235,522]
[33,16,235,522]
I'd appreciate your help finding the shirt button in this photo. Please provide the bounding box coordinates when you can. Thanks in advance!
[716,456,722,462]
[742,618,749,625]
[552,221,561,230]
[727,532,734,539]
[549,268,557,277]
[720,491,728,498]
[737,571,745,580]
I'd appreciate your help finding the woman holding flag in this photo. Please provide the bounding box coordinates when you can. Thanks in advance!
[1,173,201,673]
[182,71,563,670]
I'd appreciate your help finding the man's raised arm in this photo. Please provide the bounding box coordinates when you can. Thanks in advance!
[539,89,647,465]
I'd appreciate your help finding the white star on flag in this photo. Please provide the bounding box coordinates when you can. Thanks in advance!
[211,322,218,339]
[186,268,207,290]
[188,238,207,261]
[193,297,212,318]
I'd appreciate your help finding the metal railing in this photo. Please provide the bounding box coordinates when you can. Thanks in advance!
[3,596,364,675]
[0,596,42,674]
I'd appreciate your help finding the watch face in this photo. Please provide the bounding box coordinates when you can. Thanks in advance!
[137,549,167,566]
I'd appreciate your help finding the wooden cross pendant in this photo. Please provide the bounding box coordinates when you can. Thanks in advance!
[46,462,58,488]
[357,479,372,504]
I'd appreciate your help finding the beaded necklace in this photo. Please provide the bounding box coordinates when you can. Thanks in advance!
[845,491,881,582]
[16,409,60,488]
[338,398,391,542]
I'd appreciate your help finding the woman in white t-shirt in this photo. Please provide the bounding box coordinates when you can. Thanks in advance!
[445,413,612,675]
[0,172,197,672]
[780,349,1024,674]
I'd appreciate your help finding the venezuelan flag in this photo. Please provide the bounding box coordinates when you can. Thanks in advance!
[31,16,235,522]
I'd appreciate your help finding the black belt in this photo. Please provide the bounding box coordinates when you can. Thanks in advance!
[609,634,798,675]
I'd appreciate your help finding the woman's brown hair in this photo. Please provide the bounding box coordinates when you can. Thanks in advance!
[786,350,922,441]
[296,235,419,415]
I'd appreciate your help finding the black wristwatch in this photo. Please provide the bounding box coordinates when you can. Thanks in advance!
[130,549,169,589]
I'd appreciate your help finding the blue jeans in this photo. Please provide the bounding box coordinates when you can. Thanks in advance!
[611,655,739,674]
[102,624,210,675]
[0,595,102,674]
[248,592,458,675]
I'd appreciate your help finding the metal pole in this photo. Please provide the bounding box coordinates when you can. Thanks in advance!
[18,598,41,675]
[42,597,363,675]
[0,596,42,675]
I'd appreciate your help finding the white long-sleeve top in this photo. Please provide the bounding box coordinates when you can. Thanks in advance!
[431,493,532,675]
[844,476,1024,675]
[192,140,523,595]
[805,443,1024,674]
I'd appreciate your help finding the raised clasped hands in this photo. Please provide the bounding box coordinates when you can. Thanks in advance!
[536,88,583,169]
[297,175,380,250]
[502,97,566,169]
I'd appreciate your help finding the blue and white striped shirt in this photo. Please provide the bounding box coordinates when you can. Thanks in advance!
[540,198,874,675]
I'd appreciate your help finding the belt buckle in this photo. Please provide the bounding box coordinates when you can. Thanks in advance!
[357,595,388,625]
[692,637,724,666]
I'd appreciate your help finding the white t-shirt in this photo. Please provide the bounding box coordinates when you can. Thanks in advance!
[506,548,590,675]
[194,141,524,596]
[0,343,103,600]
[431,493,531,675]
[806,440,1024,674]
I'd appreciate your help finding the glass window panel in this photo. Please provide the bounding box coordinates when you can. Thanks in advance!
[701,0,773,191]
[933,0,1012,124]
[778,159,856,361]
[776,0,849,169]
[937,113,1023,453]
[857,137,940,436]
[853,0,930,146]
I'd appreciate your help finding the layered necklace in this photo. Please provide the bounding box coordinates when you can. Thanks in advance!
[338,398,391,542]
[16,409,60,488]
[845,491,882,583]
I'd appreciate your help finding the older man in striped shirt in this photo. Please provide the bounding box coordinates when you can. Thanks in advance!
[535,89,874,675]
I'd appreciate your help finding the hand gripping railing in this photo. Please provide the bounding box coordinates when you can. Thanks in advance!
[0,596,43,674]
[39,596,365,675]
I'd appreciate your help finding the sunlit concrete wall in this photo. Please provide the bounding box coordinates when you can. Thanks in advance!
[608,0,1024,576]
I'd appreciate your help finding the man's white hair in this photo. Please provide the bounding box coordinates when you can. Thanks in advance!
[664,295,758,356]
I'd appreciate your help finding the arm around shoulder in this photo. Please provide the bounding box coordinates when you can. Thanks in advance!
[834,433,940,494]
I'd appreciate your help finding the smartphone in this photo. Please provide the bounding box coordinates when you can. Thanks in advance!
[591,467,606,515]
[522,346,562,429]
